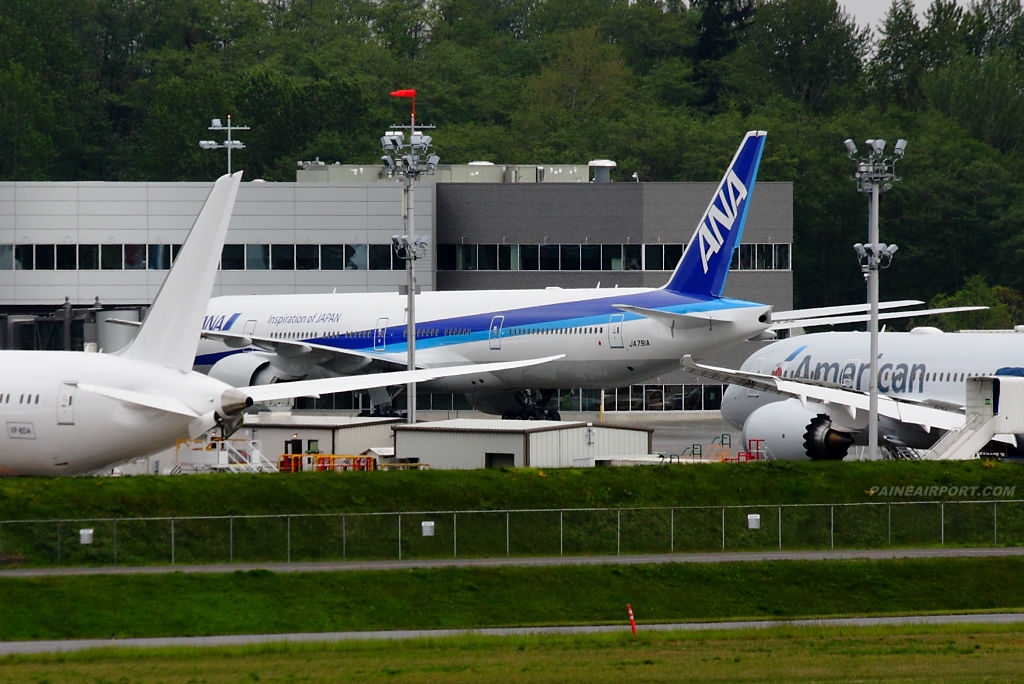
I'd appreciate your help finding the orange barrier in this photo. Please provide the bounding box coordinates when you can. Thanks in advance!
[278,455,376,473]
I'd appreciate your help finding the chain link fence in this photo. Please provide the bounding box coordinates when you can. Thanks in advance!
[1,500,1022,569]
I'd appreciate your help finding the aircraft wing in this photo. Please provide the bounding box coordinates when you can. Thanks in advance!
[681,355,965,432]
[202,330,408,371]
[769,306,988,330]
[242,355,565,403]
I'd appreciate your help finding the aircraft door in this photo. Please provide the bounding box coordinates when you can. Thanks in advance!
[57,382,76,426]
[243,319,257,336]
[609,314,625,349]
[489,316,505,350]
[749,358,765,396]
[374,318,388,351]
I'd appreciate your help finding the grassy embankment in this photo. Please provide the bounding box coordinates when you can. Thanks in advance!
[1,461,1022,567]
[2,556,1024,641]
[4,624,1024,684]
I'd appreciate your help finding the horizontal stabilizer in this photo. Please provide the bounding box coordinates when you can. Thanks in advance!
[612,304,763,329]
[770,306,987,330]
[243,355,564,403]
[76,383,199,417]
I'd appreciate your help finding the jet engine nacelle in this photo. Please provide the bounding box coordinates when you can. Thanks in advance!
[208,352,293,388]
[742,398,853,461]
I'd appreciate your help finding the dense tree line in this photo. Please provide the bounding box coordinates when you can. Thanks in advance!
[2,0,1024,313]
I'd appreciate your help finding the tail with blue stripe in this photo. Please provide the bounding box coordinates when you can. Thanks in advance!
[664,131,766,298]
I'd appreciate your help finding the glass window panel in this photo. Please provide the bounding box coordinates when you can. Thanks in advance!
[683,385,703,411]
[558,389,581,412]
[432,393,453,411]
[603,388,617,412]
[624,244,642,270]
[703,384,723,411]
[437,244,456,271]
[498,244,517,270]
[322,245,346,270]
[172,244,182,263]
[644,244,664,271]
[78,245,98,270]
[664,385,683,411]
[0,244,13,270]
[540,244,559,270]
[519,244,539,270]
[756,243,772,270]
[56,245,76,270]
[124,244,146,270]
[101,244,122,270]
[558,244,579,270]
[664,244,683,270]
[739,244,754,270]
[581,244,601,270]
[220,244,244,270]
[602,244,622,270]
[345,244,367,270]
[148,244,171,270]
[615,386,631,412]
[271,244,294,270]
[478,244,498,270]
[644,386,664,411]
[775,243,791,270]
[34,245,55,270]
[246,244,270,270]
[453,393,473,410]
[731,247,740,271]
[296,244,319,270]
[457,244,477,270]
[630,385,644,411]
[581,389,601,412]
[369,244,392,270]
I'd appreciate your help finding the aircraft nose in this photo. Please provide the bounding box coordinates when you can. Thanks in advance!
[720,384,747,430]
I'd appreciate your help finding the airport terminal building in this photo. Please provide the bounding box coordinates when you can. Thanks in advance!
[0,164,792,414]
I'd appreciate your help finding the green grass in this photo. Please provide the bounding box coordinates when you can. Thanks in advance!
[1,556,1023,641]
[1,460,1021,520]
[3,625,1024,683]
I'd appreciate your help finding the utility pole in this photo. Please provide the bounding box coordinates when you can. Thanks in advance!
[846,138,906,459]
[382,89,439,424]
[199,116,249,175]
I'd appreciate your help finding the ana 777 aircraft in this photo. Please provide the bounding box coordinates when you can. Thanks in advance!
[686,326,1022,460]
[0,173,557,476]
[193,132,973,419]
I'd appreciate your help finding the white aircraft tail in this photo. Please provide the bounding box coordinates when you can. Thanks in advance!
[122,172,242,372]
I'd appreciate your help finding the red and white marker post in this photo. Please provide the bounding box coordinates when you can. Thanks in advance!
[627,603,637,636]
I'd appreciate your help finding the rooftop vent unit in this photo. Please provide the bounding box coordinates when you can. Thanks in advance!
[588,159,617,183]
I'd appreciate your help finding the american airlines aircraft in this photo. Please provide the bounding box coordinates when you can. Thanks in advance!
[687,326,1021,460]
[193,132,972,419]
[0,173,556,476]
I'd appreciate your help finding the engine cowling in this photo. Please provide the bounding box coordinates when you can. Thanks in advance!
[742,398,853,461]
[208,352,292,388]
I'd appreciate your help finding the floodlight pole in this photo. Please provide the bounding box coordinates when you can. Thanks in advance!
[404,175,417,424]
[867,181,881,461]
[200,115,249,175]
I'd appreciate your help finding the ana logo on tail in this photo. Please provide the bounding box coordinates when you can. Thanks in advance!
[698,169,748,274]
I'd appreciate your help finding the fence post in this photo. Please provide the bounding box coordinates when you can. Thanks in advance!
[57,520,61,565]
[343,514,346,560]
[230,516,234,564]
[721,507,725,550]
[113,519,117,567]
[617,509,621,556]
[287,515,291,563]
[888,502,891,546]
[1,521,3,567]
[453,512,457,558]
[560,510,563,557]
[778,506,782,551]
[171,518,175,566]
[830,506,834,551]
[506,511,509,558]
[941,503,944,546]
[994,502,998,546]
[398,513,402,560]
[670,508,674,553]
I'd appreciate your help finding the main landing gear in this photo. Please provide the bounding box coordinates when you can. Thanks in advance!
[502,389,562,421]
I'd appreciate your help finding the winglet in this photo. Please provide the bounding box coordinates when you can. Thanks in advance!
[121,172,242,372]
[664,131,766,298]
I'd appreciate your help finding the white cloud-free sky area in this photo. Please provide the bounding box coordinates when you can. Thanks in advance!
[840,0,967,32]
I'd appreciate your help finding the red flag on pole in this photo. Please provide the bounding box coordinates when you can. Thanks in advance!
[390,89,416,120]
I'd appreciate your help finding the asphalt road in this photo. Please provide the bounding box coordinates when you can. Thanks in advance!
[3,612,1024,655]
[2,545,1021,578]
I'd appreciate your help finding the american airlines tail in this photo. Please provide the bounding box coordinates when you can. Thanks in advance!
[121,172,243,372]
[664,131,766,298]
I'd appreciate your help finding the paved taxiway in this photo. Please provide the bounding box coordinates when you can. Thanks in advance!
[2,545,1020,578]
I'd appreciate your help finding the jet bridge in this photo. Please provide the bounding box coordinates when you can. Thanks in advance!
[925,377,1024,460]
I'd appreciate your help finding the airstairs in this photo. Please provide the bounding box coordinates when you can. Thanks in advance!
[173,437,278,474]
[923,377,1024,460]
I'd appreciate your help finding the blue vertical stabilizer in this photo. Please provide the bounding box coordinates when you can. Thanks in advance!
[663,131,766,298]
